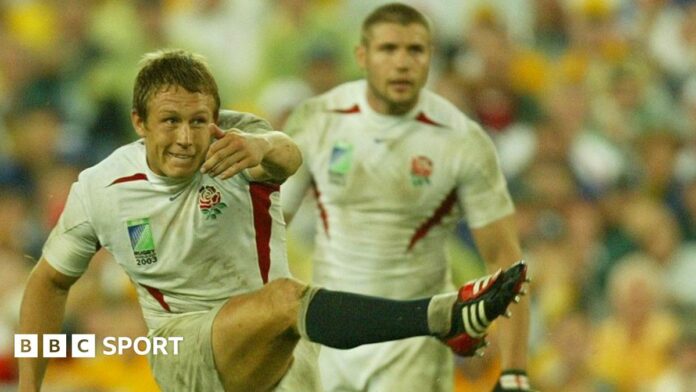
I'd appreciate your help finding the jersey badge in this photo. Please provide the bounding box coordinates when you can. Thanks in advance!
[410,155,433,186]
[127,218,158,266]
[198,185,227,219]
[329,141,353,185]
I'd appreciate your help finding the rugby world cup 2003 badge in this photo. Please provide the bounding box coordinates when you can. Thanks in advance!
[127,218,158,266]
[329,141,353,185]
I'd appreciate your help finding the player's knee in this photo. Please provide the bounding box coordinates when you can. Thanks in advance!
[263,278,306,327]
[265,277,305,297]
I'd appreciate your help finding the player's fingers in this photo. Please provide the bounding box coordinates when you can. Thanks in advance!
[218,156,257,179]
[218,164,244,180]
[211,152,250,177]
[209,123,225,140]
[203,150,241,175]
[201,154,220,173]
[205,137,234,162]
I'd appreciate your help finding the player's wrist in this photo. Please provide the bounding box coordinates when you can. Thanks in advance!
[493,369,532,391]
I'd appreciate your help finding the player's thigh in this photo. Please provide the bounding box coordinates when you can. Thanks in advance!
[211,278,305,391]
[147,307,226,392]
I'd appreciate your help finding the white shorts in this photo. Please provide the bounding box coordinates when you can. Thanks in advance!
[319,336,453,392]
[147,305,225,391]
[147,304,320,392]
[275,339,322,392]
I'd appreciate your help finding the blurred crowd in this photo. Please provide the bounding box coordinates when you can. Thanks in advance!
[1,0,695,391]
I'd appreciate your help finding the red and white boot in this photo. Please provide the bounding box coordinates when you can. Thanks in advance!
[442,260,528,356]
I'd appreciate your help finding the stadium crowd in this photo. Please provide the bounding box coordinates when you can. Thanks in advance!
[0,0,695,391]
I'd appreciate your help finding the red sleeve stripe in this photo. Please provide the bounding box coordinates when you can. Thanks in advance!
[250,182,279,284]
[415,112,443,127]
[311,181,330,237]
[141,284,171,312]
[407,188,457,251]
[109,173,148,186]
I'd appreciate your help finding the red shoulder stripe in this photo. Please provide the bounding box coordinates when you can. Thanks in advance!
[415,112,443,127]
[109,173,148,186]
[332,104,361,114]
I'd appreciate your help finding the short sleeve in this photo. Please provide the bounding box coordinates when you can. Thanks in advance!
[280,160,313,217]
[218,109,273,133]
[283,99,315,138]
[279,99,318,216]
[42,182,99,277]
[457,122,515,228]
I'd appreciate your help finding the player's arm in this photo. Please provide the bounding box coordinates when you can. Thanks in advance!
[244,129,302,182]
[280,159,312,224]
[279,99,317,223]
[458,121,532,391]
[202,110,275,180]
[470,214,529,365]
[202,109,301,182]
[473,216,533,391]
[18,258,79,391]
[202,123,302,182]
[217,109,273,134]
[471,214,522,276]
[18,179,96,390]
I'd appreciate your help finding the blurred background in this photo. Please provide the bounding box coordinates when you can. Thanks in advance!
[0,0,695,391]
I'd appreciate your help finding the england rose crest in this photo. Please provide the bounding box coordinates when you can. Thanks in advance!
[198,185,227,219]
[410,155,433,186]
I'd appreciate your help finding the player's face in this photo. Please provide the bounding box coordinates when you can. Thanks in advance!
[132,86,216,179]
[357,22,431,115]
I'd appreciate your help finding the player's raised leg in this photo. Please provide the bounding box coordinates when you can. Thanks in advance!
[296,260,528,351]
[210,262,528,390]
[211,278,309,392]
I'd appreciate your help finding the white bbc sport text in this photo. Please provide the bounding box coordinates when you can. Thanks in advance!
[14,334,183,358]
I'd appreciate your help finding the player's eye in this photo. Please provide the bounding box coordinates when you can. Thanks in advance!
[191,118,207,126]
[378,43,397,53]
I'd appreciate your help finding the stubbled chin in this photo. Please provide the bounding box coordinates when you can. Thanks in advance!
[392,94,415,104]
[387,88,416,102]
[164,159,200,178]
[165,167,197,179]
[388,94,417,111]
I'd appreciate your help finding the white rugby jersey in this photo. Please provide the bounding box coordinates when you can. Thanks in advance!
[282,80,514,299]
[43,114,289,330]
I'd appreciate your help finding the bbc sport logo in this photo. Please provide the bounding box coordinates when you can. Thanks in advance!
[14,334,183,358]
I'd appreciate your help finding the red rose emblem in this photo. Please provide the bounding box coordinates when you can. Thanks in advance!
[199,186,219,210]
[198,186,227,219]
[411,156,433,177]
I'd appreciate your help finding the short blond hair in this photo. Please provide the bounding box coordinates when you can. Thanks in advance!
[132,49,220,121]
[360,3,432,45]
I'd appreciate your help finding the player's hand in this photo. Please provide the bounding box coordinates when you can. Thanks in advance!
[201,123,270,179]
[493,369,535,391]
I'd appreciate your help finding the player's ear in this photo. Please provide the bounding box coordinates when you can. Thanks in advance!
[355,44,366,70]
[132,110,146,137]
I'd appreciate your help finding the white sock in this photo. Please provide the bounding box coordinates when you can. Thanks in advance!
[427,293,457,336]
[296,285,320,339]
